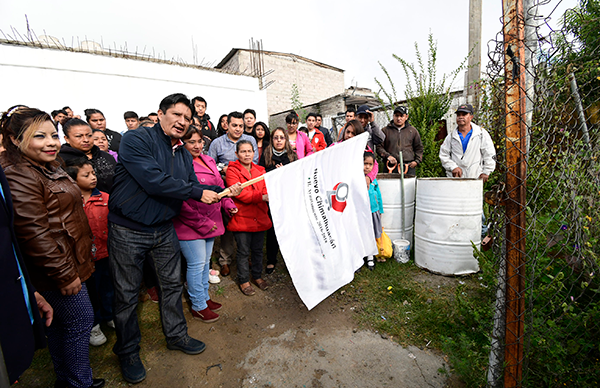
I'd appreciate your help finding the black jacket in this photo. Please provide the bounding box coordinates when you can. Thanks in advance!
[0,166,47,384]
[197,114,217,141]
[259,151,293,172]
[59,144,117,193]
[108,124,222,228]
[104,128,122,152]
[318,126,334,147]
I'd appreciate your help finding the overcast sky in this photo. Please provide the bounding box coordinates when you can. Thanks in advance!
[0,0,577,99]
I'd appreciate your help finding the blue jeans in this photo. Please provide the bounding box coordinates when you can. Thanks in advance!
[41,284,94,388]
[108,222,188,358]
[233,231,265,283]
[180,238,215,311]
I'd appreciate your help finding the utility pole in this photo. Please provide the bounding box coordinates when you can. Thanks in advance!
[503,0,527,386]
[467,0,482,107]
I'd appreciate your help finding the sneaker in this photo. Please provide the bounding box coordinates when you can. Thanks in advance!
[119,353,146,384]
[146,287,159,303]
[206,299,222,312]
[90,324,107,346]
[208,269,221,284]
[191,307,219,323]
[106,320,115,329]
[167,334,206,355]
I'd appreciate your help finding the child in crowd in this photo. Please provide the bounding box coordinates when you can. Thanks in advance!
[66,158,114,346]
[364,152,384,270]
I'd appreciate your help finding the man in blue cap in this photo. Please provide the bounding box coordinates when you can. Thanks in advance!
[355,104,385,150]
[439,103,495,182]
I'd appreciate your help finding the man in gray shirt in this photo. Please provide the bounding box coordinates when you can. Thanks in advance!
[208,111,258,173]
[207,111,258,277]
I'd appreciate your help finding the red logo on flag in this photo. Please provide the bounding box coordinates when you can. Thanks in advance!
[327,182,349,213]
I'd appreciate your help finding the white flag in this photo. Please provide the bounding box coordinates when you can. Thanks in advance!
[264,132,377,310]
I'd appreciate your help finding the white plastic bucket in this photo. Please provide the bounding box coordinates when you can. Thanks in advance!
[414,178,482,275]
[393,239,411,263]
[377,174,416,245]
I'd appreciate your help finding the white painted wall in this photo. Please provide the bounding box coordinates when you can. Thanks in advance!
[0,44,268,132]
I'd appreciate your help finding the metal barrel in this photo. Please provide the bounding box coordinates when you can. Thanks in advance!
[377,174,416,245]
[414,178,482,275]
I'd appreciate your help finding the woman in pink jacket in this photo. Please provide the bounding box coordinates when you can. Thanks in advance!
[174,126,239,323]
[285,112,313,159]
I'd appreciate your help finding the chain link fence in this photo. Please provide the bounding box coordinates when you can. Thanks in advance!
[481,1,600,386]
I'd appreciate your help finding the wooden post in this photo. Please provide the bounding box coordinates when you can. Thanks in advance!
[218,175,265,198]
[502,0,527,386]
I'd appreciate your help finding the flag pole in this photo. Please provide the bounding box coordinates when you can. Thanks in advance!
[399,152,406,240]
[218,175,265,198]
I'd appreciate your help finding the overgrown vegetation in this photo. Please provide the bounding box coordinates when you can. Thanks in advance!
[479,0,600,386]
[374,32,470,177]
[519,131,600,387]
[290,83,308,122]
[522,1,600,385]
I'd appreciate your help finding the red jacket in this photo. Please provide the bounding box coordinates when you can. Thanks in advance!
[310,128,327,152]
[225,160,272,232]
[84,189,109,261]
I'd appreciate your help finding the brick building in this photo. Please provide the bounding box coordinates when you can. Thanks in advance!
[215,49,345,117]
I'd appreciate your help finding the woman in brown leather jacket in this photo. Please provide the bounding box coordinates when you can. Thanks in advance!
[0,106,104,388]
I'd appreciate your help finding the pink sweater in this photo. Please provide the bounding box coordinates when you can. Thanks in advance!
[291,130,313,159]
[173,154,236,240]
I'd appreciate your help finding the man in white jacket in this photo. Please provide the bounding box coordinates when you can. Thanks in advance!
[439,104,496,182]
[440,104,496,239]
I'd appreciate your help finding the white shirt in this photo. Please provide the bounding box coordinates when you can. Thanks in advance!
[439,123,496,178]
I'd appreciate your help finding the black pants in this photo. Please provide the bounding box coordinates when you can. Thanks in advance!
[143,256,158,288]
[233,231,265,283]
[265,206,279,267]
[265,226,279,267]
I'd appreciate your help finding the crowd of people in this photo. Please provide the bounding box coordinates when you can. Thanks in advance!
[0,92,495,387]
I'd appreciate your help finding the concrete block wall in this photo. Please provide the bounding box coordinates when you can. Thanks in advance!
[263,53,344,116]
[220,51,345,117]
[317,95,346,117]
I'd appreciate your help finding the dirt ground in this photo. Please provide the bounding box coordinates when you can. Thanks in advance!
[18,262,454,388]
[115,264,450,388]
